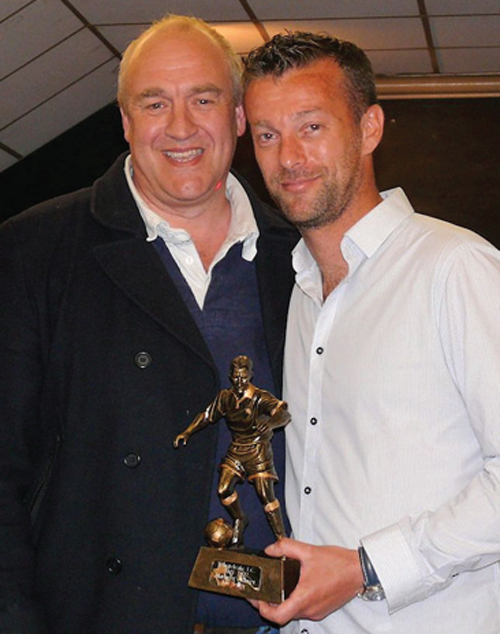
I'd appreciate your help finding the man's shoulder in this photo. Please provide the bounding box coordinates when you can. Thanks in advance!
[0,153,133,243]
[0,186,93,258]
[410,212,499,257]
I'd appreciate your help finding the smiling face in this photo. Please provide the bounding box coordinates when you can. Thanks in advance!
[120,26,245,218]
[245,58,380,230]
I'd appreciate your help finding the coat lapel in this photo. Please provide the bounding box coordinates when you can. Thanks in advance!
[89,156,214,367]
[249,195,298,395]
[93,237,214,367]
[89,156,297,386]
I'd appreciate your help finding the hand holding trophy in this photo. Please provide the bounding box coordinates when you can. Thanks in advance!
[173,355,299,602]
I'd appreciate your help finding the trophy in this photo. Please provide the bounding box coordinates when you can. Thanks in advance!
[173,355,299,603]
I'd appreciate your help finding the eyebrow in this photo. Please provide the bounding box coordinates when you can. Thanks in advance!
[189,83,224,97]
[136,84,224,102]
[252,108,324,128]
[137,88,167,101]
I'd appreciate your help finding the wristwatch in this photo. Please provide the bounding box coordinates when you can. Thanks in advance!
[358,546,386,601]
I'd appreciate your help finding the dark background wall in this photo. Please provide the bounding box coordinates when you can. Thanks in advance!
[1,97,499,247]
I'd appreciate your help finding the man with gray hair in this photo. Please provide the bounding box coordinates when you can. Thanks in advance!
[0,15,297,634]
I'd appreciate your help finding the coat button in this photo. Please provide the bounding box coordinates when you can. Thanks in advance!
[135,352,152,368]
[106,557,123,574]
[123,452,141,469]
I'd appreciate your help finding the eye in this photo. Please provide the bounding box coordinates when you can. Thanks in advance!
[306,123,321,133]
[256,132,277,145]
[145,101,166,113]
[192,96,217,108]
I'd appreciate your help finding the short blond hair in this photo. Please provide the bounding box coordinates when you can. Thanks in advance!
[118,14,243,112]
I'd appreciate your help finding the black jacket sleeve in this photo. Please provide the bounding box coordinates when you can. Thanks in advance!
[0,219,49,633]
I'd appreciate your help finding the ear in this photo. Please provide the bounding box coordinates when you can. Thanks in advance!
[361,104,384,155]
[120,107,131,143]
[235,103,247,137]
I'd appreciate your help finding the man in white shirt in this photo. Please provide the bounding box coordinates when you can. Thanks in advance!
[242,30,500,633]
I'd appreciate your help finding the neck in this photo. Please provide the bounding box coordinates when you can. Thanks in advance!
[302,188,382,298]
[149,190,232,271]
[180,198,232,270]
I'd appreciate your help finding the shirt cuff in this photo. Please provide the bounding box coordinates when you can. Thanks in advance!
[361,522,422,613]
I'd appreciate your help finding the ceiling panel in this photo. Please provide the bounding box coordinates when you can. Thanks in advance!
[265,18,427,50]
[368,50,433,76]
[1,0,499,173]
[431,15,500,48]
[438,48,500,75]
[1,29,113,128]
[0,0,31,22]
[248,0,419,20]
[1,59,119,155]
[211,22,265,55]
[96,24,150,53]
[1,0,82,78]
[426,0,500,15]
[70,0,249,23]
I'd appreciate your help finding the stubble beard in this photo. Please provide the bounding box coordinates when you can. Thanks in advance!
[267,139,364,231]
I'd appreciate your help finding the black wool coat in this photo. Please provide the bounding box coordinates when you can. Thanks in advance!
[0,154,298,634]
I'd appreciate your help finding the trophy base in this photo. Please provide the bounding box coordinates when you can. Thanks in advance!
[189,546,300,603]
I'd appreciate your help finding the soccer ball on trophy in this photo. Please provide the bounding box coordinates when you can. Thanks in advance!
[204,518,234,549]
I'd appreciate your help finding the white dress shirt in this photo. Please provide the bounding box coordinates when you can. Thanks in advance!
[124,155,259,308]
[283,188,500,633]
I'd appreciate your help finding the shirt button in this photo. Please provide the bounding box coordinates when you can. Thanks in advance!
[106,557,123,575]
[310,417,318,425]
[185,256,194,265]
[123,452,141,468]
[304,486,312,495]
[135,352,152,368]
[301,630,309,634]
[316,347,324,355]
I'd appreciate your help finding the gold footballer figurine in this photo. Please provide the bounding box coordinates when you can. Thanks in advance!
[174,355,290,549]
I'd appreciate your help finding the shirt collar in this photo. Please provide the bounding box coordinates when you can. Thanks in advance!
[124,155,259,261]
[293,188,413,273]
[345,187,414,258]
[292,188,414,300]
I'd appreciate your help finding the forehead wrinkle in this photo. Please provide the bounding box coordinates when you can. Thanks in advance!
[291,108,323,121]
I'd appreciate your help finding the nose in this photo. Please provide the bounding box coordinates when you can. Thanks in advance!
[279,135,305,170]
[165,104,197,140]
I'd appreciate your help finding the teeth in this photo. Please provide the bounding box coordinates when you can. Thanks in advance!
[163,149,203,162]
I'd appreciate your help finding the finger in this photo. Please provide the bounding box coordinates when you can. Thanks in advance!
[264,537,296,558]
[257,599,295,626]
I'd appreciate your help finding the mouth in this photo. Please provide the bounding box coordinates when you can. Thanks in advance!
[279,176,321,194]
[162,148,204,163]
